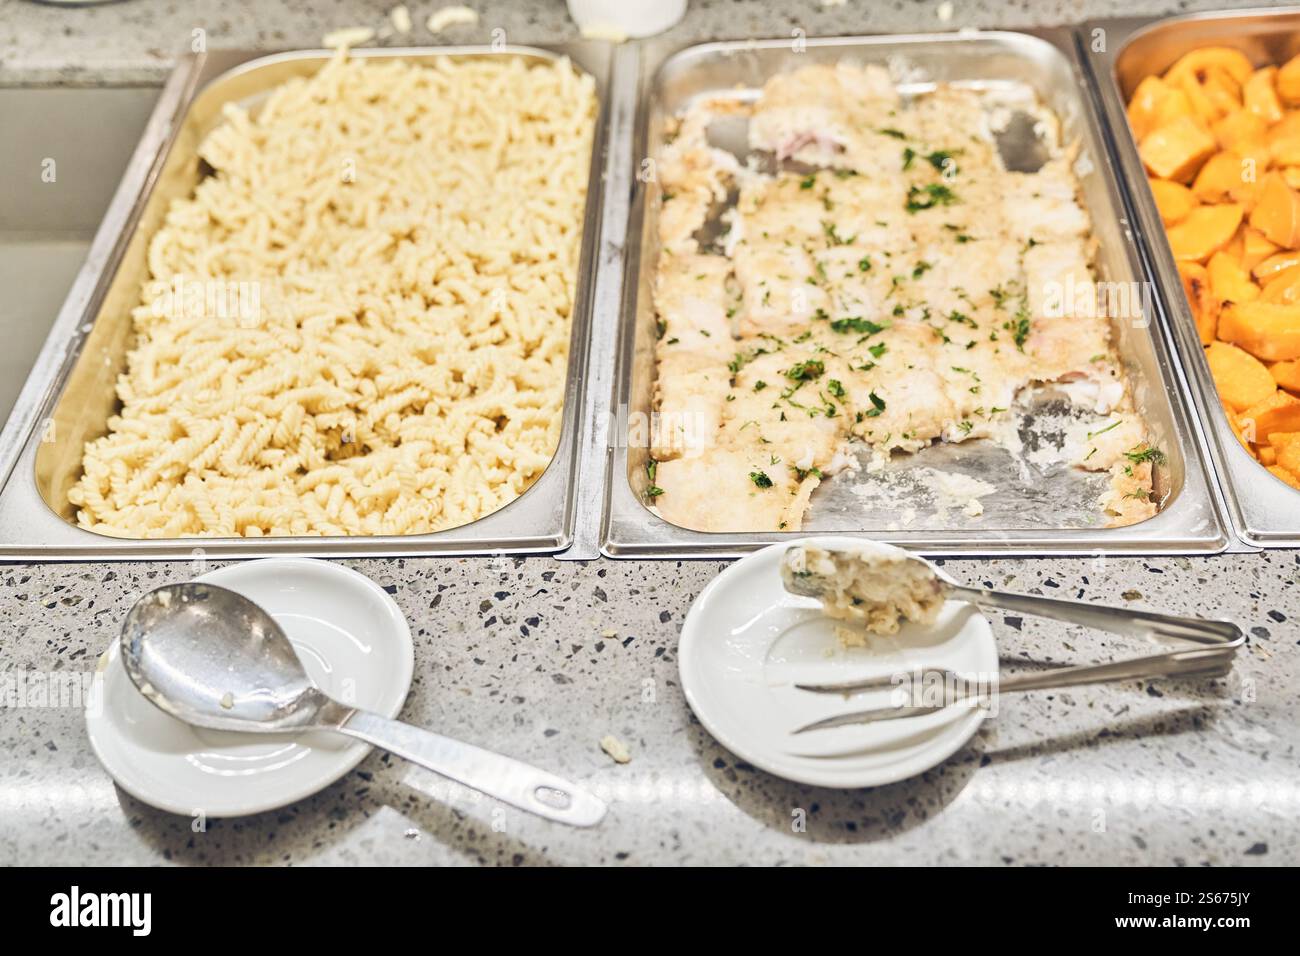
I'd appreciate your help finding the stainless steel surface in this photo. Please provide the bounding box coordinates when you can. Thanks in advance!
[793,653,1236,731]
[0,87,159,430]
[562,43,640,560]
[1082,8,1300,548]
[121,582,608,826]
[0,44,612,559]
[602,30,1229,558]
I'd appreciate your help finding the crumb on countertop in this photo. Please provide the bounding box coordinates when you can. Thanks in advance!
[600,734,631,764]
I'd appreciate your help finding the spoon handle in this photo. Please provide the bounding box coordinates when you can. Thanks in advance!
[338,710,607,827]
[947,584,1243,647]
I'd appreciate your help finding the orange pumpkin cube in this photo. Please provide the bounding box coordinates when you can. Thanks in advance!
[1166,203,1244,262]
[1140,115,1218,183]
[1277,54,1300,106]
[1220,301,1300,360]
[1179,262,1218,344]
[1248,172,1300,247]
[1271,360,1300,393]
[1245,67,1284,123]
[1205,340,1278,411]
[1150,178,1197,225]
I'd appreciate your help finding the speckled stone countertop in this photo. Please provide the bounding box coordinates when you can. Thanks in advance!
[1,0,1297,866]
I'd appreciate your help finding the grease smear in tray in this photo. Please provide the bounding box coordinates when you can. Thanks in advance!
[647,63,1162,533]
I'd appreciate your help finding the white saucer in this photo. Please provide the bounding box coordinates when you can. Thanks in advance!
[678,537,998,788]
[86,558,414,818]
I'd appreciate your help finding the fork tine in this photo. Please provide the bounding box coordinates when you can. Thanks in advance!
[795,669,955,695]
[791,703,951,733]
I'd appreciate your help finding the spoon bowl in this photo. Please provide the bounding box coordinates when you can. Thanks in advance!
[121,582,331,733]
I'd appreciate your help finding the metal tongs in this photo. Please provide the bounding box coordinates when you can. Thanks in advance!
[783,542,1244,733]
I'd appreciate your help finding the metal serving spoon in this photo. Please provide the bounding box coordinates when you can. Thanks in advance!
[119,582,607,827]
[782,542,1244,652]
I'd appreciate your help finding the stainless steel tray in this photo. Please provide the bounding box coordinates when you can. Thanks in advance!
[0,43,612,559]
[1082,8,1300,548]
[601,29,1229,558]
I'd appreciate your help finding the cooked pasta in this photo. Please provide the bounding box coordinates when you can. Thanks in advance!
[68,51,597,537]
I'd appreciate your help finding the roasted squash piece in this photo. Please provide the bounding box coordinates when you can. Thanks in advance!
[1248,172,1300,247]
[1140,115,1217,183]
[1245,67,1284,123]
[1270,431,1300,452]
[1240,389,1300,437]
[1207,250,1260,306]
[1270,137,1300,166]
[1167,47,1255,87]
[1268,434,1300,473]
[1128,75,1170,140]
[1267,110,1300,145]
[1271,360,1300,393]
[1176,71,1228,126]
[1238,226,1280,271]
[1205,340,1278,411]
[1166,203,1244,262]
[1219,301,1300,360]
[1253,251,1300,281]
[1150,178,1197,225]
[1179,261,1218,343]
[1261,264,1300,304]
[1212,110,1268,151]
[1277,54,1300,106]
[1284,167,1300,190]
[1192,150,1248,202]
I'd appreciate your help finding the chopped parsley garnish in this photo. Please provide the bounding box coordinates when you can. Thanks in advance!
[830,317,886,335]
[822,221,853,246]
[784,359,825,381]
[925,149,958,173]
[905,183,958,212]
[858,256,872,272]
[912,260,933,279]
[868,342,888,359]
[754,380,768,392]
[792,465,824,481]
[827,378,846,399]
[862,391,887,418]
[877,127,907,139]
[1011,308,1031,351]
[749,471,773,488]
[799,174,817,190]
[1088,420,1121,439]
[646,486,665,497]
[1124,445,1166,466]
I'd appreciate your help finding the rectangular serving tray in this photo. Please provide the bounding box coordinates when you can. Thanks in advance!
[600,29,1230,558]
[0,43,612,559]
[1082,8,1300,548]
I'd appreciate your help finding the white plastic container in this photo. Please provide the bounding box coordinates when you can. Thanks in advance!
[566,0,687,39]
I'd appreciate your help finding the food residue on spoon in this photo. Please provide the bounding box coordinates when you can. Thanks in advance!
[781,544,944,642]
